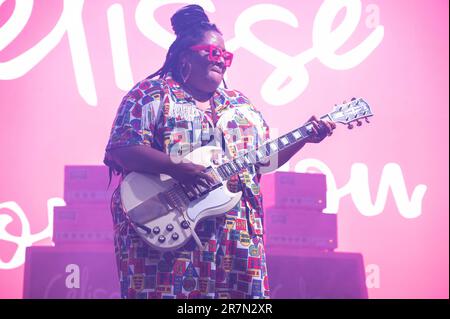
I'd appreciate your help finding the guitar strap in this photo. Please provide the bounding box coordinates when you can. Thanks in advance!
[209,96,219,127]
[210,92,260,234]
[159,80,174,154]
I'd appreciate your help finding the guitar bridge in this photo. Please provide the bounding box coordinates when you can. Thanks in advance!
[162,185,190,211]
[157,192,174,211]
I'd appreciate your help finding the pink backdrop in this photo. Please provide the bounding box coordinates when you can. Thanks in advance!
[0,0,448,299]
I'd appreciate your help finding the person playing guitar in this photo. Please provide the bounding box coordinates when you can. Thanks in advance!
[104,5,337,299]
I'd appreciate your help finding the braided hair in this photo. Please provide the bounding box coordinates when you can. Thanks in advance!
[147,5,225,86]
[106,6,226,185]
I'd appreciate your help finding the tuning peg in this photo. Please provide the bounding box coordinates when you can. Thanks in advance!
[356,120,362,126]
[351,97,357,101]
[347,123,354,129]
[365,118,370,123]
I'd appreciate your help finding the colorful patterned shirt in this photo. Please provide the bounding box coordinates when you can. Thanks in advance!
[104,73,271,299]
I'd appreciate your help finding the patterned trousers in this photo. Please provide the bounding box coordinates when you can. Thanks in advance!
[111,187,270,299]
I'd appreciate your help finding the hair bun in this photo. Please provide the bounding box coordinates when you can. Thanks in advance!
[170,4,210,36]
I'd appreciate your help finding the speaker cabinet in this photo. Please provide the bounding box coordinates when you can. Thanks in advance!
[266,250,368,299]
[23,245,120,299]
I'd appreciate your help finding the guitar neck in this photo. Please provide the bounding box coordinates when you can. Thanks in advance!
[214,114,332,181]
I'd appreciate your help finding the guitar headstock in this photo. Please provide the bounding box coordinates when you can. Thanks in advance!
[328,98,374,129]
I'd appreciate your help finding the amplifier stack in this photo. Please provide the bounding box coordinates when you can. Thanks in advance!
[23,166,120,298]
[260,171,368,298]
[261,171,337,252]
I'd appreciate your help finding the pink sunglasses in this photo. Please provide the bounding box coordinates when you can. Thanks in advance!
[190,44,234,67]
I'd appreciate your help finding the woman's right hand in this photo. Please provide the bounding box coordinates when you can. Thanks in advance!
[108,145,216,188]
[169,160,216,188]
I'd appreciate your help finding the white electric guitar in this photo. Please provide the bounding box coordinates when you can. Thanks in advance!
[120,98,373,251]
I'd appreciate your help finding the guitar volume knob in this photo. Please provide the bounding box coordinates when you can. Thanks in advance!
[158,235,166,243]
[153,226,160,234]
[171,233,179,241]
[166,224,174,231]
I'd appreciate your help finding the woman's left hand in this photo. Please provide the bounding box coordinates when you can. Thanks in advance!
[304,115,336,144]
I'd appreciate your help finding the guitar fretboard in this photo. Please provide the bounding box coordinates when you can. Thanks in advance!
[214,116,331,181]
[178,97,373,200]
